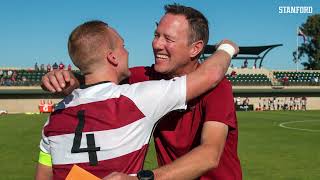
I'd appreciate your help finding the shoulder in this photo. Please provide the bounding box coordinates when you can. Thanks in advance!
[128,65,166,83]
[199,77,235,114]
[204,77,233,100]
[199,77,237,128]
[129,66,149,74]
[128,66,149,83]
[216,77,232,90]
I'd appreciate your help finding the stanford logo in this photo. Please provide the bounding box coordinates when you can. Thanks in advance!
[278,6,313,14]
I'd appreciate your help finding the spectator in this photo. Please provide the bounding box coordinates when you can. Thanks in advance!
[22,76,27,82]
[271,97,276,110]
[35,63,40,71]
[263,98,267,110]
[2,71,7,78]
[253,60,257,69]
[231,70,237,77]
[267,98,271,110]
[243,97,249,106]
[40,64,45,71]
[236,97,241,106]
[4,78,12,86]
[7,70,13,77]
[0,76,4,85]
[52,62,58,70]
[294,97,300,110]
[283,98,288,110]
[289,97,294,110]
[313,76,319,85]
[59,62,65,70]
[46,64,51,72]
[282,74,289,86]
[258,97,262,111]
[11,71,17,82]
[301,97,307,110]
[67,64,72,71]
[242,59,248,68]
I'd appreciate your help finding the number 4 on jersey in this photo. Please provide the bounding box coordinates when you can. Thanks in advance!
[71,110,101,166]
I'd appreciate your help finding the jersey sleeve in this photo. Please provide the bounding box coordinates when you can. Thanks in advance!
[122,76,187,123]
[39,117,51,154]
[203,78,237,129]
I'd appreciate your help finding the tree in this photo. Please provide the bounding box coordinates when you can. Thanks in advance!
[297,14,320,70]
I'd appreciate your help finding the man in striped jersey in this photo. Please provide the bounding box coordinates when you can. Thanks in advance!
[36,20,237,179]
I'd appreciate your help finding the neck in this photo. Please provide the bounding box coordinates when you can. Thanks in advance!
[168,61,200,78]
[84,69,119,85]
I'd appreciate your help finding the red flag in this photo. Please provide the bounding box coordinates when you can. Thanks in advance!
[298,28,306,43]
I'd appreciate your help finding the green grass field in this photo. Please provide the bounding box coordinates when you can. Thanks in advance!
[0,111,320,179]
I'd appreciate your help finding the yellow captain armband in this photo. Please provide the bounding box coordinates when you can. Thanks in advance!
[38,151,52,167]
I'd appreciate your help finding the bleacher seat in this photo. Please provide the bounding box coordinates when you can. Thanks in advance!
[274,71,320,86]
[0,69,82,86]
[226,73,271,86]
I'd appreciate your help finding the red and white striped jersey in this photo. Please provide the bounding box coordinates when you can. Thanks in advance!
[40,77,187,179]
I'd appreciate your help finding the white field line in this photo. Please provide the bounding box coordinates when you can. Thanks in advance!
[279,120,320,132]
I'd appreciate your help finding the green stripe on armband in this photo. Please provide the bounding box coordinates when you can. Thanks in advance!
[38,151,52,167]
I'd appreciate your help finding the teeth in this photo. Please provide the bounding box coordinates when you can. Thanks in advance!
[156,54,168,59]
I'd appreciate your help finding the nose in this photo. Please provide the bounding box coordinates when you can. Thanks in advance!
[152,36,164,50]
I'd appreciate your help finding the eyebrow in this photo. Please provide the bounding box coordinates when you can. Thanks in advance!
[153,30,175,40]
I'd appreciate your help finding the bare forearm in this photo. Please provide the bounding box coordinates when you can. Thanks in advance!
[200,50,231,87]
[153,144,219,180]
[35,163,52,180]
[186,50,231,101]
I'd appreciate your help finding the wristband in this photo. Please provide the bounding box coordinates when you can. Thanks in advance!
[217,43,236,58]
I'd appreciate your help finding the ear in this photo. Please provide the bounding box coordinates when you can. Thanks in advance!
[189,40,204,58]
[106,51,118,66]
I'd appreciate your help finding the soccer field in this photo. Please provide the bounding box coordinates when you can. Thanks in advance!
[0,111,319,179]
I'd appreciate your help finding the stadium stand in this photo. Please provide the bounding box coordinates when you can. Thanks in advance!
[226,68,274,86]
[0,69,43,86]
[1,66,320,113]
[224,68,320,86]
[0,68,81,86]
[1,67,320,87]
[273,70,320,86]
[1,46,320,113]
[226,73,271,86]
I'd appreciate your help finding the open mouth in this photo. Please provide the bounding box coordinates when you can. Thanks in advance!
[155,54,169,63]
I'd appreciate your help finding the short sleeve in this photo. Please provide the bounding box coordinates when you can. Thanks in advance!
[122,76,187,123]
[203,78,237,129]
[39,117,51,154]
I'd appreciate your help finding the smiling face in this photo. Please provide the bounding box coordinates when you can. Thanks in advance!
[152,13,196,77]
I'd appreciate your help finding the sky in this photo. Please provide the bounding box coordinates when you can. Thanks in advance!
[0,0,319,70]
